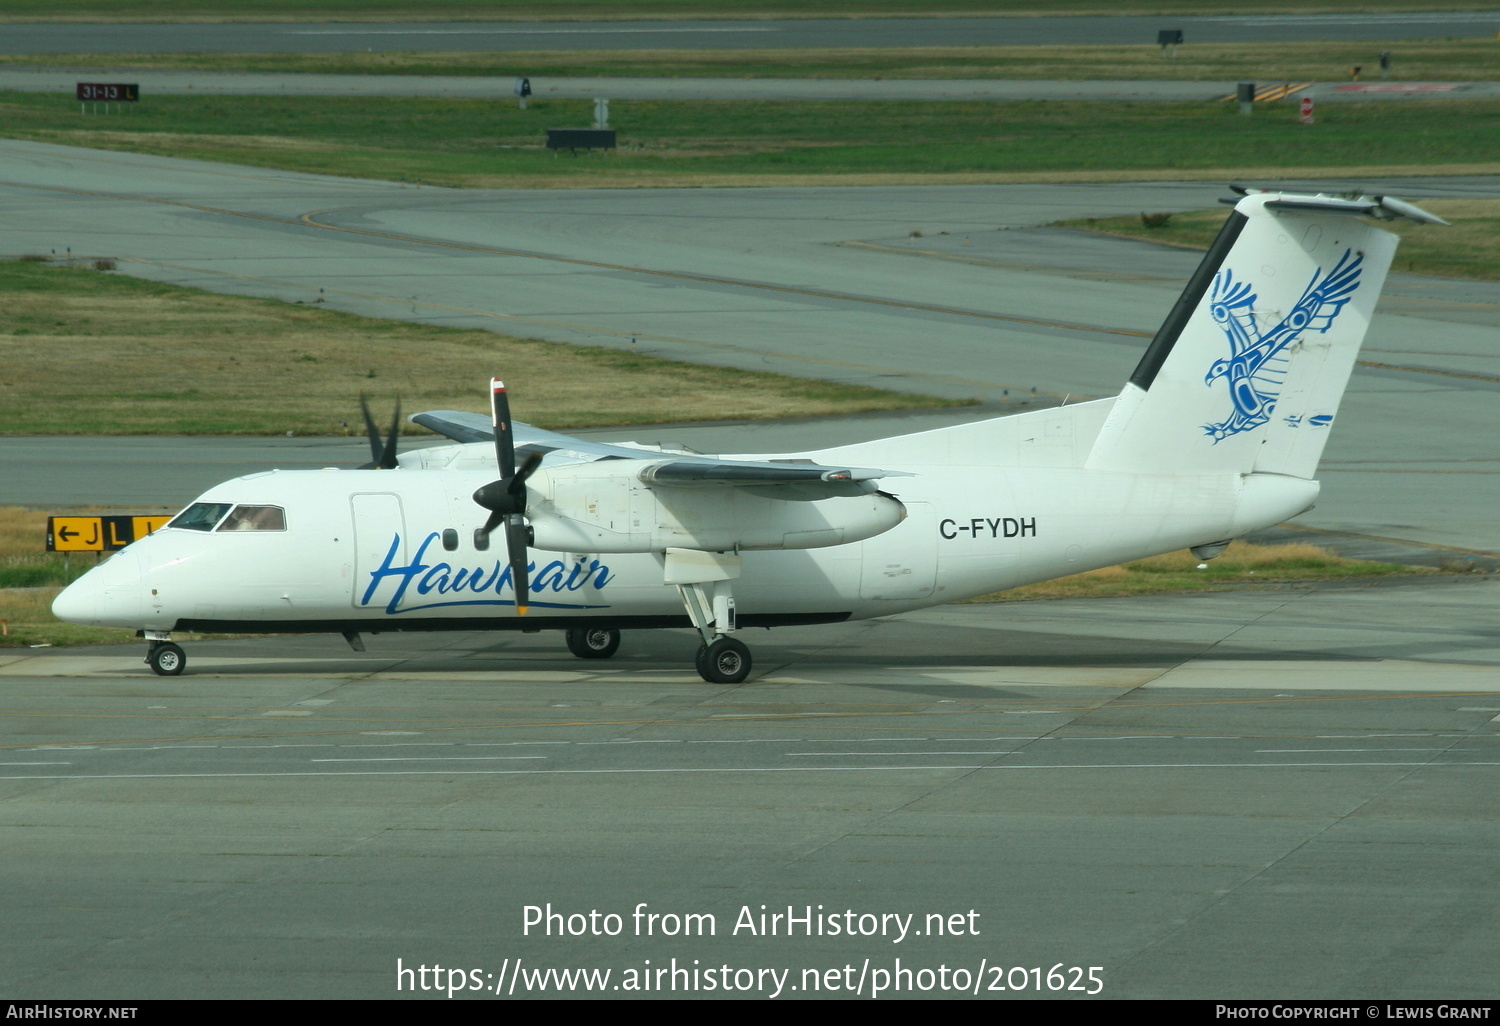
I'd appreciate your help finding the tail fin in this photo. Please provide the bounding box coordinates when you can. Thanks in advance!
[1086,190,1443,478]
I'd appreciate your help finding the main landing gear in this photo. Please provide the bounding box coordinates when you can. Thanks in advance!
[695,635,750,685]
[565,627,621,659]
[560,621,750,683]
[677,577,751,684]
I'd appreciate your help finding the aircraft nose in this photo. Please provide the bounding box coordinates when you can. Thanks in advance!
[51,576,99,625]
[51,548,147,628]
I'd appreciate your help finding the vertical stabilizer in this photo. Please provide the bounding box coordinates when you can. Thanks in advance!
[1085,191,1438,478]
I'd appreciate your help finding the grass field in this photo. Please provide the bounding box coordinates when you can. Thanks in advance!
[1064,199,1500,282]
[0,588,130,647]
[977,541,1436,603]
[3,1,1487,23]
[0,506,111,589]
[18,39,1500,83]
[6,91,1499,188]
[0,258,964,436]
[0,505,152,646]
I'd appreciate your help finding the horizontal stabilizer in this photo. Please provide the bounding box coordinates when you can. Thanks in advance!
[1225,186,1449,225]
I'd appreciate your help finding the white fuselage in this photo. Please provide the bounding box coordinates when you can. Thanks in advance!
[53,403,1319,637]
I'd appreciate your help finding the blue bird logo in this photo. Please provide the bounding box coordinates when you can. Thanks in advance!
[1203,249,1362,442]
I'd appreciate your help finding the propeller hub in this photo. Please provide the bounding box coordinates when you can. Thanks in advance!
[473,480,525,516]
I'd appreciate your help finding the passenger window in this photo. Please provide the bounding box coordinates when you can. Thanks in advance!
[442,529,459,551]
[473,529,490,551]
[168,502,233,532]
[217,505,287,532]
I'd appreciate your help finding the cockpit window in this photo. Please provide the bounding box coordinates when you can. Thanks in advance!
[168,502,233,532]
[217,505,287,532]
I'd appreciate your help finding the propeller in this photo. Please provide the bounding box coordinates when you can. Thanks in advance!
[358,394,402,469]
[472,379,543,614]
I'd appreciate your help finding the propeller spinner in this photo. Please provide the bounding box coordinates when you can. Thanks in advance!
[472,379,542,614]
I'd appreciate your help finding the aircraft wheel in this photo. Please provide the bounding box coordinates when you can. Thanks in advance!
[696,637,751,684]
[565,627,620,660]
[147,642,186,677]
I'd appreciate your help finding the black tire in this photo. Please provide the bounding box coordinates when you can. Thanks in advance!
[696,637,751,684]
[565,627,621,659]
[147,642,185,677]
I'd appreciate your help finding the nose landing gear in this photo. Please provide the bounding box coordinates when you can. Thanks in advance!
[146,639,185,676]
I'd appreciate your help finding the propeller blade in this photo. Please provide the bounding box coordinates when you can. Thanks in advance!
[505,515,531,614]
[490,378,515,480]
[358,394,402,469]
[380,398,402,470]
[511,449,543,493]
[358,394,382,465]
[477,377,537,615]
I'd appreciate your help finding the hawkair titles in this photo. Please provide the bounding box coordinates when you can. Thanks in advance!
[360,532,613,614]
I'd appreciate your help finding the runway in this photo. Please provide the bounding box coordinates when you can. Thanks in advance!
[2,579,1498,999]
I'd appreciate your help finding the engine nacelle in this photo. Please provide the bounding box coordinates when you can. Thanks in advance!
[524,465,906,553]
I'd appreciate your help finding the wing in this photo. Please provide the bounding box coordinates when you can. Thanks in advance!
[410,410,657,460]
[410,410,911,501]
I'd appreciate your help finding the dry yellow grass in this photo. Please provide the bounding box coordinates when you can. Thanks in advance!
[976,541,1431,601]
[1069,198,1500,283]
[0,508,126,645]
[0,588,58,637]
[1123,541,1338,571]
[0,262,962,435]
[0,506,171,554]
[0,506,175,593]
[0,506,47,554]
